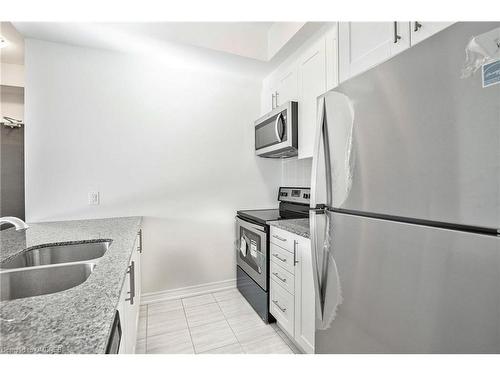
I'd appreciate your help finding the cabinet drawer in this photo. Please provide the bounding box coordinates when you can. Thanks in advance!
[270,226,296,253]
[270,261,295,295]
[270,281,295,337]
[270,243,295,275]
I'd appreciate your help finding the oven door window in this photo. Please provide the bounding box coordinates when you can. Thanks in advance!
[239,227,265,273]
[255,112,287,150]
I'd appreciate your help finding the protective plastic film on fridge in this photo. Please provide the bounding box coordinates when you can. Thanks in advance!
[310,22,500,353]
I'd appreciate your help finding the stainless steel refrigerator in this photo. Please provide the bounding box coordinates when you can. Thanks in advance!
[310,22,500,353]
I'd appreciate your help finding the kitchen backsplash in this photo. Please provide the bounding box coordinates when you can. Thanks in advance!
[281,157,312,187]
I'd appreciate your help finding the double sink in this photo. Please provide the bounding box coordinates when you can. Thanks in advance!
[0,241,111,302]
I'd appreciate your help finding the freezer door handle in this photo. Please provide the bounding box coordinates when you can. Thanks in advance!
[310,96,332,210]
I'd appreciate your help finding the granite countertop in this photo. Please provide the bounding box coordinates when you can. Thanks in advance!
[268,218,310,239]
[0,216,142,354]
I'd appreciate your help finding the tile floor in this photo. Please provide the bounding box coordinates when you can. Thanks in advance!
[136,288,301,354]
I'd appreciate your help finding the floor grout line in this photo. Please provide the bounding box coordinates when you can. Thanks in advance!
[181,293,218,310]
[198,341,243,354]
[180,300,196,354]
[145,306,190,340]
[140,290,297,355]
[215,295,245,353]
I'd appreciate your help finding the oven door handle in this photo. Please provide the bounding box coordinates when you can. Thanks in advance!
[236,217,266,234]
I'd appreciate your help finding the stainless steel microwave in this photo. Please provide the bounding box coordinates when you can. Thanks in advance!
[255,101,298,158]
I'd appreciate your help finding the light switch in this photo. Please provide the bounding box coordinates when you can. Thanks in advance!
[88,191,99,205]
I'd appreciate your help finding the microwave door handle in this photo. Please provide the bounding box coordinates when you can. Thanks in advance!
[274,113,283,142]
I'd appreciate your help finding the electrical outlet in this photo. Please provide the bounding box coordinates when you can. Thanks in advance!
[88,191,100,205]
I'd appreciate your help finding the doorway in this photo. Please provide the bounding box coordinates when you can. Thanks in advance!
[1,85,25,229]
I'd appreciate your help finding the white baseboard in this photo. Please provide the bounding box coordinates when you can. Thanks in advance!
[141,278,236,305]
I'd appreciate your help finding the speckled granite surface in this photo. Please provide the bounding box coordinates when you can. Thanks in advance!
[268,218,310,239]
[0,216,142,354]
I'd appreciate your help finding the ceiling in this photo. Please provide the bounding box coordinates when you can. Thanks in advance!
[6,22,327,75]
[0,22,24,64]
[14,22,280,62]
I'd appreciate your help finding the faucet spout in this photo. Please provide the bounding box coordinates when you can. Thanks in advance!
[0,216,29,231]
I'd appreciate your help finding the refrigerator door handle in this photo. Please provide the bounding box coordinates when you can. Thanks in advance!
[310,94,344,330]
[310,96,331,324]
[310,209,327,324]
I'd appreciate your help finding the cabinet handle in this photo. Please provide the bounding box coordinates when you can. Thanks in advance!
[272,253,287,262]
[414,21,422,32]
[125,261,135,305]
[137,229,143,253]
[275,91,279,106]
[393,22,402,43]
[272,272,287,283]
[293,240,299,266]
[272,93,276,109]
[272,234,287,242]
[272,299,287,313]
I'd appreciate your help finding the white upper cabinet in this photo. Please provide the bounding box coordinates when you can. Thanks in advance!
[410,22,454,45]
[261,83,276,115]
[325,26,339,91]
[298,38,327,159]
[339,22,410,82]
[260,24,338,158]
[276,68,298,106]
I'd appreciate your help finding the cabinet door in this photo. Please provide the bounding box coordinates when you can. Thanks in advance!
[117,281,128,354]
[122,248,140,353]
[135,229,142,306]
[276,67,298,106]
[270,281,295,336]
[294,237,315,353]
[261,84,276,115]
[298,38,327,159]
[339,22,410,82]
[325,24,339,91]
[410,22,454,45]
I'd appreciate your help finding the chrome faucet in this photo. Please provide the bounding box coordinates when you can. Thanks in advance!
[0,216,29,230]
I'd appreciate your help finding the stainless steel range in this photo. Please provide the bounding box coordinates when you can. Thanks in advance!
[236,187,310,322]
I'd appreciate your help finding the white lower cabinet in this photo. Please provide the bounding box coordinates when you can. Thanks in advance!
[270,280,295,335]
[270,227,315,353]
[271,261,295,294]
[293,235,315,354]
[116,283,128,354]
[117,229,142,354]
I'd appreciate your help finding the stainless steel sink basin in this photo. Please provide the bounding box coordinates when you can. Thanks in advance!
[0,262,96,301]
[0,241,110,269]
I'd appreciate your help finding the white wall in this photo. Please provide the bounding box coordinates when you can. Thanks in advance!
[281,157,312,187]
[25,39,281,293]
